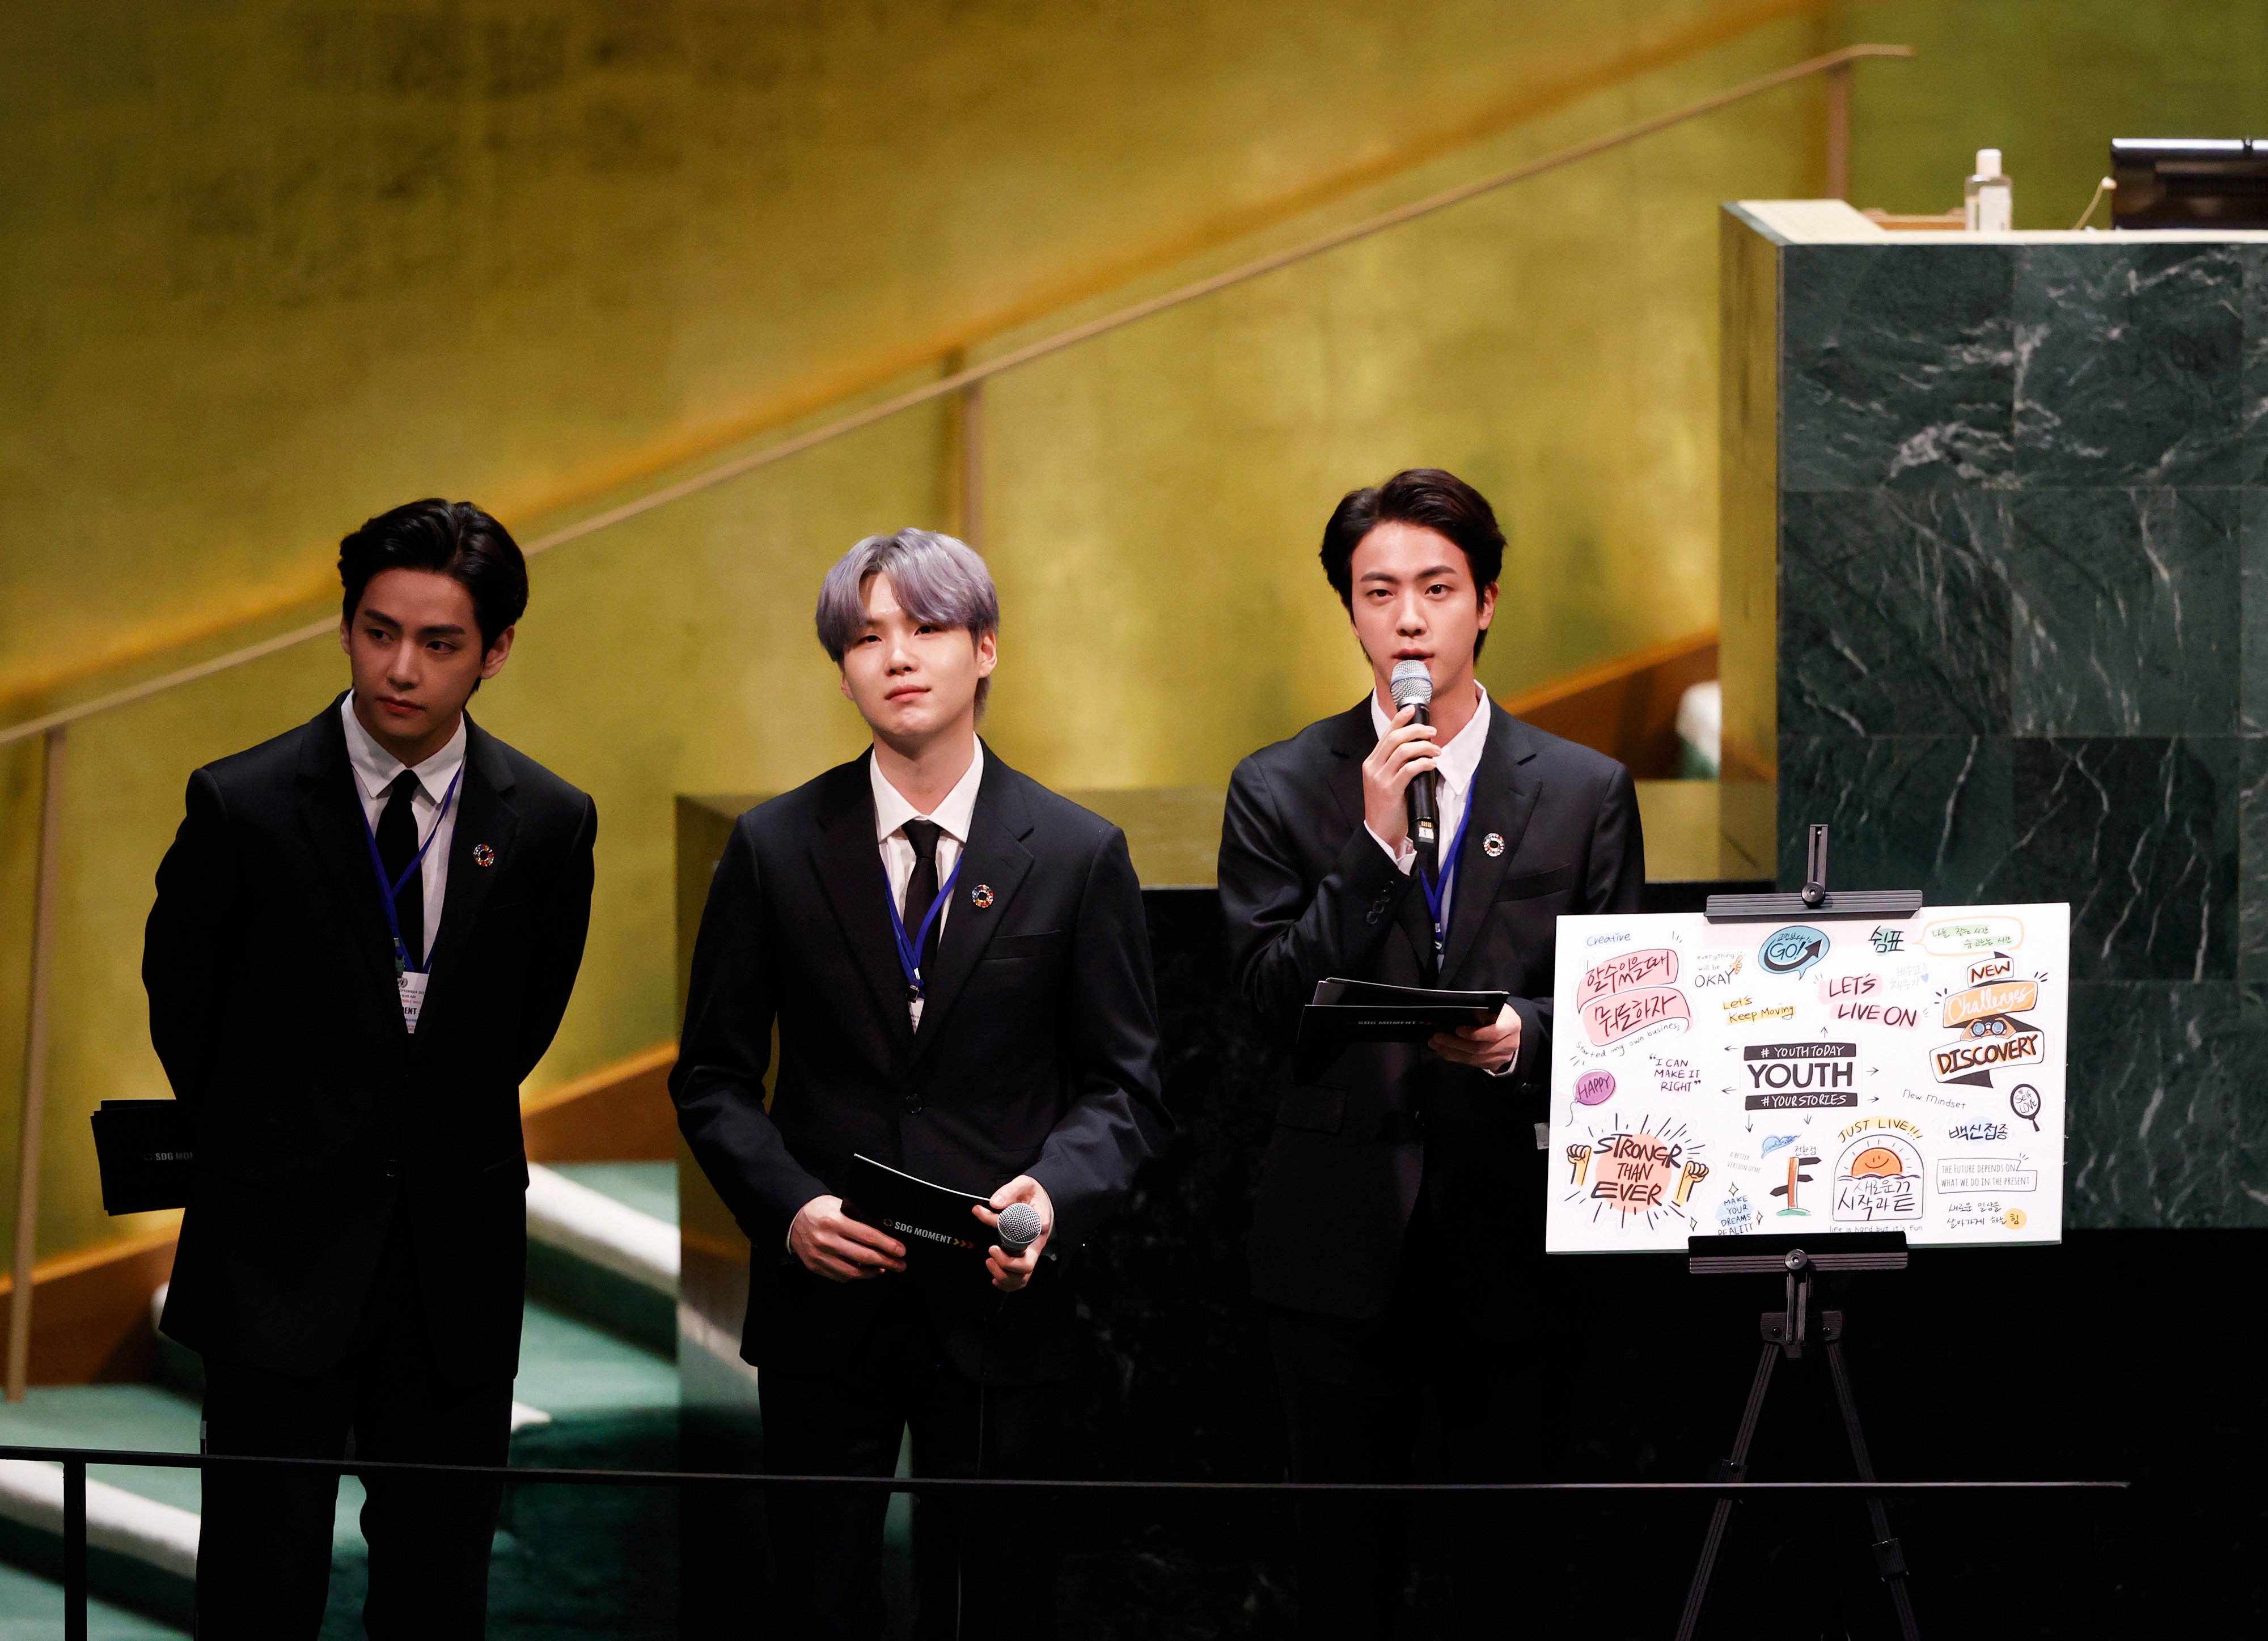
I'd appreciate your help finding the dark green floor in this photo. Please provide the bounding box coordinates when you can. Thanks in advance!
[0,1560,186,1639]
[0,1163,685,1637]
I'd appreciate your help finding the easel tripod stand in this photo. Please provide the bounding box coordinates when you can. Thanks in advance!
[1677,825,1925,1640]
[1672,1235,1919,1641]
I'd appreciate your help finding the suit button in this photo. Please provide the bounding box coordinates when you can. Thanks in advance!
[382,1159,401,1180]
[903,1096,923,1114]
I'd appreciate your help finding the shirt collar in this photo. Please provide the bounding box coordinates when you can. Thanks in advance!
[1369,681,1491,797]
[340,694,468,804]
[871,739,985,845]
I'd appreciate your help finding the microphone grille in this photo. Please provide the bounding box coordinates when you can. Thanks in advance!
[1389,659,1433,707]
[996,1202,1043,1252]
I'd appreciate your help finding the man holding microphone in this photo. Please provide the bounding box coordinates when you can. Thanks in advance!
[1218,468,1645,1635]
[672,528,1170,1639]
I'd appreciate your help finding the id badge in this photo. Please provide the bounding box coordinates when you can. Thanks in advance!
[397,969,429,1034]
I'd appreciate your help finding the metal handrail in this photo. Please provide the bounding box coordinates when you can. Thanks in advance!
[0,41,1912,1403]
[0,1441,2117,1641]
[0,1441,2126,1488]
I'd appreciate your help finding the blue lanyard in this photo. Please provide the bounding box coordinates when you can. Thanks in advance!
[355,768,462,977]
[886,840,963,998]
[1417,794,1475,956]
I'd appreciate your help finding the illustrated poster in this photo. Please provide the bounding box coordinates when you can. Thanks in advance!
[1546,904,2067,1253]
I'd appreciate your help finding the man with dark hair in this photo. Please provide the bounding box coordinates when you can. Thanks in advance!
[145,497,596,1638]
[1218,468,1644,1636]
[673,528,1170,1639]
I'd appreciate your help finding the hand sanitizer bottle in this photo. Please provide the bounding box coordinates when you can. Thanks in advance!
[1965,149,2012,231]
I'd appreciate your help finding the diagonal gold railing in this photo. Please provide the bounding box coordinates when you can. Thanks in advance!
[0,40,1910,1398]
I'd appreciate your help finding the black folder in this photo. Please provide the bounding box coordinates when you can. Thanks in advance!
[1295,978,1510,1078]
[91,1100,193,1215]
[841,1154,995,1290]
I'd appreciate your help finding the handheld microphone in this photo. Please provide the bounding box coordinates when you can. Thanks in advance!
[1389,659,1437,849]
[995,1202,1043,1256]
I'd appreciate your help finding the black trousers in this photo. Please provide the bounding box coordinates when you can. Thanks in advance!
[196,1212,513,1640]
[1267,1152,1562,1640]
[759,1288,1066,1641]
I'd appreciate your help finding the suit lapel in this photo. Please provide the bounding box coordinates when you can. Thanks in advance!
[1440,702,1542,987]
[1393,869,1438,986]
[907,747,1034,1066]
[294,698,401,1024]
[1325,699,1373,831]
[413,718,518,1048]
[809,755,916,1055]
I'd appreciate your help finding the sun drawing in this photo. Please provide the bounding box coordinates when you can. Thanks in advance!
[1847,1145,1905,1178]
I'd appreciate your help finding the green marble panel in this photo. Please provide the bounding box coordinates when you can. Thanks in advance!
[2063,981,2268,1227]
[2013,243,2250,487]
[2008,487,2241,736]
[2241,737,2268,983]
[2246,248,2268,485]
[1992,736,2238,983]
[1780,243,2016,492]
[2242,489,2268,733]
[1779,487,2011,736]
[1774,734,2011,901]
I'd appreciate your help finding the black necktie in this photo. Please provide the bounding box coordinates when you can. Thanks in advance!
[376,771,425,969]
[901,819,945,992]
[1397,866,1439,986]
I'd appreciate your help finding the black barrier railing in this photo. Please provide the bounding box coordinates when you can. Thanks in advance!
[1,1443,2125,1639]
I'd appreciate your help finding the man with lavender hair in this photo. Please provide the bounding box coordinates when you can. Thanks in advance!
[672,528,1170,1638]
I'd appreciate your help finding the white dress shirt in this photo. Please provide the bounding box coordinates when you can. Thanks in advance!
[871,740,984,1030]
[341,696,466,969]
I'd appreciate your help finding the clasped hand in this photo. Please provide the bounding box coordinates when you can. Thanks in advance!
[788,1195,905,1281]
[789,1174,1053,1294]
[1429,1001,1522,1073]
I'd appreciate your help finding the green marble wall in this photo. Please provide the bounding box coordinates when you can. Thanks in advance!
[1731,206,2268,1226]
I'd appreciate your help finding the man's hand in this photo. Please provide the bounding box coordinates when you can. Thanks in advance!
[972,1175,1053,1293]
[1361,703,1439,855]
[790,1195,907,1282]
[1430,1002,1522,1072]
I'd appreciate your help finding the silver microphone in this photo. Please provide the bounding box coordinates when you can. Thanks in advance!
[1389,659,1437,847]
[995,1202,1043,1254]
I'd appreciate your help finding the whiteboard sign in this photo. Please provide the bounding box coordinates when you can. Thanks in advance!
[1546,904,2067,1253]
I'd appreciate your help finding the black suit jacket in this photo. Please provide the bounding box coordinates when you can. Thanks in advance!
[144,696,596,1382]
[670,745,1171,1386]
[1219,697,1644,1320]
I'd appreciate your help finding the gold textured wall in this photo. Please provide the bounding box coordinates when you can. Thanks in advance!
[3,0,2263,1261]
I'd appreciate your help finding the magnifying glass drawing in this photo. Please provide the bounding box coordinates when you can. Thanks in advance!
[2010,1083,2041,1131]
